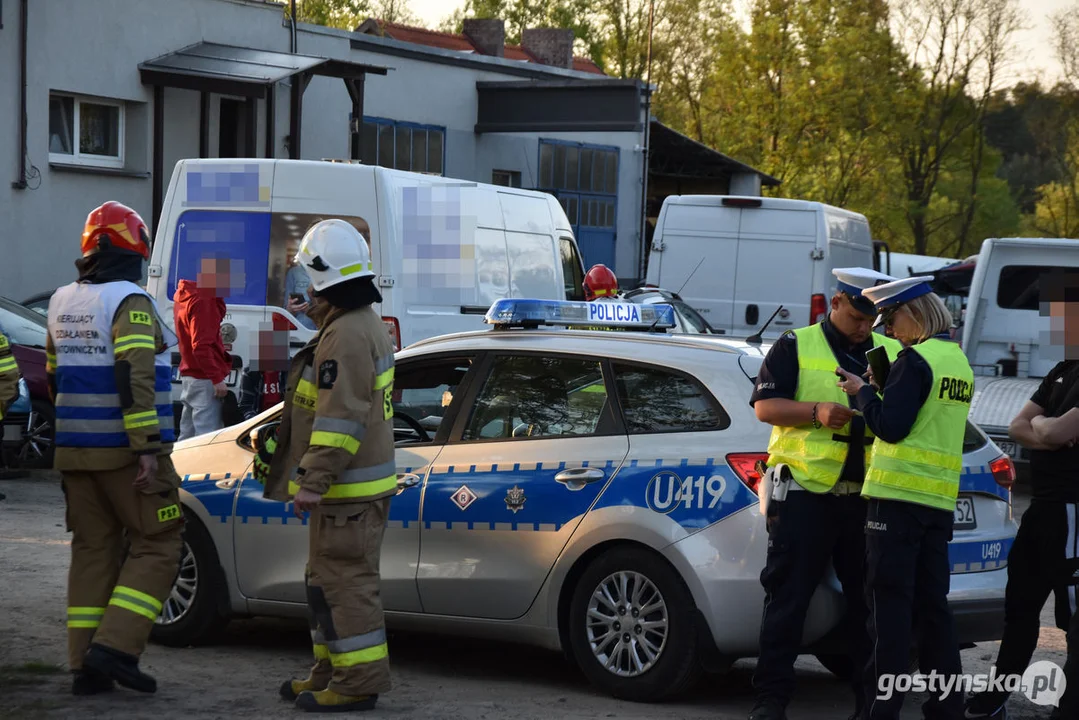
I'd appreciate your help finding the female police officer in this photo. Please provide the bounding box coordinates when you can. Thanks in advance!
[835,276,973,720]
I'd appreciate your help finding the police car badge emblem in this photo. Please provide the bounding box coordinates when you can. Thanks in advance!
[451,485,477,511]
[505,485,526,513]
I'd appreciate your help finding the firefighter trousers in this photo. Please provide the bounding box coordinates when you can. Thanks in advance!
[64,460,183,670]
[303,498,392,697]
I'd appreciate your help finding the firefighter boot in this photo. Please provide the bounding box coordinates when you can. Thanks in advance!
[83,643,156,693]
[71,666,114,696]
[280,675,330,702]
[295,689,378,713]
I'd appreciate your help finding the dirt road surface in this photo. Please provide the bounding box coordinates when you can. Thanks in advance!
[0,473,1066,719]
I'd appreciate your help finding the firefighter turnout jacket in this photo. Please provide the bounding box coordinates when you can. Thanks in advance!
[263,304,397,506]
[0,329,20,420]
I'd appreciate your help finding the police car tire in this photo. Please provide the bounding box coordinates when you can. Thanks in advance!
[150,513,230,647]
[568,547,701,702]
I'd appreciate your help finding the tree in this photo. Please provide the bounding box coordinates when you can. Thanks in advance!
[1051,1,1079,86]
[887,0,1023,255]
[289,0,418,30]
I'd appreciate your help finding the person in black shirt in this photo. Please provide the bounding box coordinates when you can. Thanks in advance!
[966,273,1079,720]
[748,267,900,720]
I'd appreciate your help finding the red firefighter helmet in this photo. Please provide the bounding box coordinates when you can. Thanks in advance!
[80,201,151,260]
[583,264,619,301]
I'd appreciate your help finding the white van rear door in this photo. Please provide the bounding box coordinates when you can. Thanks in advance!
[652,201,740,331]
[498,192,562,301]
[732,207,816,337]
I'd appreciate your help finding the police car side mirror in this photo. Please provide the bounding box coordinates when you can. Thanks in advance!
[247,421,279,452]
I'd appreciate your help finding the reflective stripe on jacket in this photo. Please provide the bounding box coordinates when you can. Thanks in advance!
[264,305,396,505]
[766,324,903,492]
[862,338,974,511]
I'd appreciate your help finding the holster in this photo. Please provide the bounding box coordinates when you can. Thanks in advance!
[758,462,792,516]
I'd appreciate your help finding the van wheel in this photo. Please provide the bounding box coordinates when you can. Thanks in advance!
[567,547,702,702]
[151,514,229,646]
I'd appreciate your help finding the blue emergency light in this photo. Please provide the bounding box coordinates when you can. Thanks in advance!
[484,298,677,330]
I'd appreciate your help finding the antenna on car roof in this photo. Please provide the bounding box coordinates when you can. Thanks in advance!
[746,305,784,346]
[677,256,707,296]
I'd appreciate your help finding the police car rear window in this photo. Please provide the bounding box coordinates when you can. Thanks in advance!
[613,363,730,433]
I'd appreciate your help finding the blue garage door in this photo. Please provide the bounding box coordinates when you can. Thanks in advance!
[538,140,619,270]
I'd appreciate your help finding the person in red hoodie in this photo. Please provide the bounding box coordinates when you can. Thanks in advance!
[174,255,233,441]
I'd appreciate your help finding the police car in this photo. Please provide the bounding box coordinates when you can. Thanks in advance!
[152,299,1018,702]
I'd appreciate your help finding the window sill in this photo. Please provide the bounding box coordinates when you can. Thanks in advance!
[49,162,150,179]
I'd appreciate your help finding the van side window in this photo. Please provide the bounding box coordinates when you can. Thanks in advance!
[267,213,371,310]
[997,265,1052,310]
[167,210,271,306]
[560,238,585,301]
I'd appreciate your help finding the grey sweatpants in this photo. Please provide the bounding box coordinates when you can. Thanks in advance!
[178,376,223,441]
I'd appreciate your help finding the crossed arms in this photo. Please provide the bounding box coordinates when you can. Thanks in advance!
[1009,401,1079,450]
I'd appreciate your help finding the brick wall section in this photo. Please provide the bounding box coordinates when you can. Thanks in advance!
[462,18,505,58]
[521,28,574,69]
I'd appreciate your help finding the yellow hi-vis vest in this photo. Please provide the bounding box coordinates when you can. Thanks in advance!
[862,338,973,511]
[766,324,903,493]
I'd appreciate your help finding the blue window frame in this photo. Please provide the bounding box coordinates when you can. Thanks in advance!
[357,115,446,175]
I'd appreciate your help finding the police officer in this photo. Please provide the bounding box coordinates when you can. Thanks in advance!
[258,219,396,713]
[750,268,902,720]
[47,201,183,695]
[836,276,973,720]
[965,269,1079,720]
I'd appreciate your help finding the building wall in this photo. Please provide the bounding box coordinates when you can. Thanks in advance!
[0,0,648,301]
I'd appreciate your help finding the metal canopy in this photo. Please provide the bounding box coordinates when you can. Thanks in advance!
[138,42,388,98]
[648,120,780,186]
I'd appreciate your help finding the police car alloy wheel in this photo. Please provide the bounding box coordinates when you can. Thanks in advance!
[568,548,702,702]
[150,514,229,647]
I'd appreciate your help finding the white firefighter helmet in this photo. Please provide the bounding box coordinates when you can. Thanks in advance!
[295,219,373,292]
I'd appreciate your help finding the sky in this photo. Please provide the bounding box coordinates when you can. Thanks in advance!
[408,0,1070,85]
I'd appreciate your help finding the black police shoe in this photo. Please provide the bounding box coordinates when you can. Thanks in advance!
[71,666,114,696]
[747,699,788,720]
[963,693,1008,719]
[83,643,156,694]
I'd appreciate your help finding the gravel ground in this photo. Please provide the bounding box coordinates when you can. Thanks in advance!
[0,473,1066,719]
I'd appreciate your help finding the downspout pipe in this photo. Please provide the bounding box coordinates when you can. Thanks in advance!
[637,85,653,282]
[290,0,297,52]
[12,0,28,189]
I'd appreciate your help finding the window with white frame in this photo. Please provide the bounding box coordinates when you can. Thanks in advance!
[49,93,124,167]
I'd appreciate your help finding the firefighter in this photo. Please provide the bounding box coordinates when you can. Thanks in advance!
[0,322,21,496]
[48,201,183,696]
[257,219,396,713]
[583,263,619,302]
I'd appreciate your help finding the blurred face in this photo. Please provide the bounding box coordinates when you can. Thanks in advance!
[1049,300,1079,358]
[248,325,290,372]
[829,294,874,344]
[197,256,244,297]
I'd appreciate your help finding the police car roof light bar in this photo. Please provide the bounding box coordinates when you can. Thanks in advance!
[484,298,677,330]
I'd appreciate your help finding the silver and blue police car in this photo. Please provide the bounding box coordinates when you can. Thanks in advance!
[151,299,1018,702]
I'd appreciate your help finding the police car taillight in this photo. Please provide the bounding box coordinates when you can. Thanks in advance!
[810,293,827,324]
[725,455,768,496]
[383,316,401,351]
[990,455,1016,489]
[726,452,769,495]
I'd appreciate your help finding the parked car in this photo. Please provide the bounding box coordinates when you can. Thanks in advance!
[21,289,54,318]
[153,299,1017,702]
[623,286,723,335]
[0,296,54,469]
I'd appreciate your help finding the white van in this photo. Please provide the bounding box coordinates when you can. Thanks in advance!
[644,196,875,339]
[146,159,587,412]
[961,237,1079,465]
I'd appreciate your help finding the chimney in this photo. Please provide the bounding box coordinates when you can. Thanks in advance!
[521,27,574,69]
[463,18,505,58]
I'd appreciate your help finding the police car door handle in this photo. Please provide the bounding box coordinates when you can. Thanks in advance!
[396,473,421,492]
[554,468,605,491]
